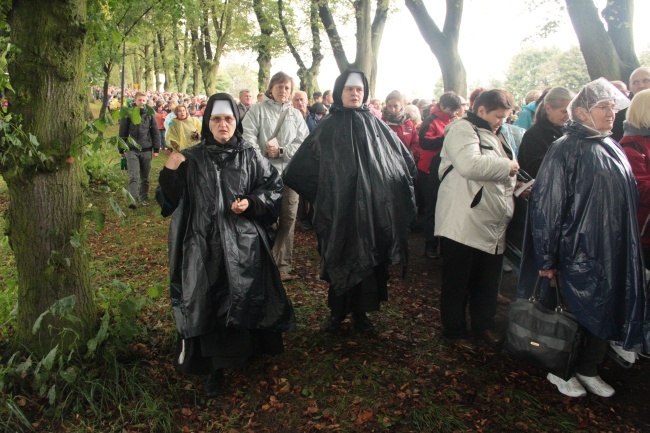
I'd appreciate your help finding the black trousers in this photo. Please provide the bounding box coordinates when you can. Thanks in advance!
[576,329,609,377]
[440,237,503,339]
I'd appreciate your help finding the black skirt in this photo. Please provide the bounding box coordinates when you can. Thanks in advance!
[327,264,389,318]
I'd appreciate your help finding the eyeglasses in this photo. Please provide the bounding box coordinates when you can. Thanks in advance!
[592,105,618,114]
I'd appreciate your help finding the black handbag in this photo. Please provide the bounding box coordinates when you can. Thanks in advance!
[504,277,583,380]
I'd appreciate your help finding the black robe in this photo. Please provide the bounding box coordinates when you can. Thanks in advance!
[283,69,417,313]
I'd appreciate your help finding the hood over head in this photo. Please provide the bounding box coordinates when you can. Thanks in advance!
[202,93,243,140]
[332,69,370,110]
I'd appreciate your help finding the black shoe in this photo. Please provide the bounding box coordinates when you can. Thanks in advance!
[128,203,137,210]
[352,312,374,332]
[477,329,503,345]
[300,222,313,231]
[205,370,225,398]
[425,246,440,259]
[321,316,343,334]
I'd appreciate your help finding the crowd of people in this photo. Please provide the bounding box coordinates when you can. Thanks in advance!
[112,66,650,399]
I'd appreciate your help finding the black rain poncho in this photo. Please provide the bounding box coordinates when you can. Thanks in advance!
[517,120,650,352]
[282,69,417,294]
[158,93,295,340]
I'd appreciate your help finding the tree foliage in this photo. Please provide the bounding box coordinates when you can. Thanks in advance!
[504,46,589,104]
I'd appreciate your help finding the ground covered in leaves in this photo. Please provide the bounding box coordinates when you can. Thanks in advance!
[1,153,650,432]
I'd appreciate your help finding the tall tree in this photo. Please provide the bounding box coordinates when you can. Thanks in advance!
[564,0,638,81]
[87,0,160,117]
[405,0,466,97]
[190,0,239,96]
[278,0,324,99]
[318,0,390,97]
[3,0,96,355]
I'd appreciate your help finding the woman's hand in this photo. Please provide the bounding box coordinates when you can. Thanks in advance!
[165,153,186,170]
[539,269,557,278]
[231,198,249,214]
[509,160,520,177]
[516,181,532,199]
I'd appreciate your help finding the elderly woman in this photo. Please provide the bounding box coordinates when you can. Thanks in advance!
[157,93,295,398]
[518,78,649,398]
[283,69,417,334]
[435,89,519,350]
[518,87,574,178]
[242,72,309,282]
[165,104,202,152]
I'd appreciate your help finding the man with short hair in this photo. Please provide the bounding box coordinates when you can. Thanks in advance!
[322,90,333,108]
[256,92,265,103]
[238,89,253,119]
[612,66,650,141]
[312,91,323,104]
[119,91,160,209]
[292,91,309,118]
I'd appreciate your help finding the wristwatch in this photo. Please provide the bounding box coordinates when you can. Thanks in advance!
[279,147,284,156]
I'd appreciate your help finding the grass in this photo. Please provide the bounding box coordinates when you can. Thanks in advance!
[0,104,649,431]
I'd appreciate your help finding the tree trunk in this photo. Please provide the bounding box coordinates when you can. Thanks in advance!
[602,0,638,79]
[278,0,323,99]
[405,0,467,97]
[99,66,111,118]
[319,0,387,97]
[253,0,273,93]
[157,31,173,92]
[192,48,201,96]
[143,44,153,91]
[564,0,632,81]
[5,0,96,356]
[153,37,162,91]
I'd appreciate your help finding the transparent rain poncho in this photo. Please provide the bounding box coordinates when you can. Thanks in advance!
[568,77,630,117]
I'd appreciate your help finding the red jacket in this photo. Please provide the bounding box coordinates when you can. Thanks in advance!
[155,110,167,130]
[382,116,419,153]
[416,105,454,173]
[620,134,650,249]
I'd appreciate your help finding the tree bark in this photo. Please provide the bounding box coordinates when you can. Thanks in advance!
[405,0,467,97]
[143,43,153,91]
[278,0,323,99]
[5,0,96,356]
[253,0,273,93]
[319,0,388,97]
[153,36,162,91]
[564,0,626,80]
[157,31,173,92]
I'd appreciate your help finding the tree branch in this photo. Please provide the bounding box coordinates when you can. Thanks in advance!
[278,0,306,70]
[318,0,351,72]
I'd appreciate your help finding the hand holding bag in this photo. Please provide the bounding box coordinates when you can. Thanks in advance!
[504,277,583,380]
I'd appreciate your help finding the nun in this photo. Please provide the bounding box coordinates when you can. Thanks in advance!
[157,93,295,397]
[283,69,417,334]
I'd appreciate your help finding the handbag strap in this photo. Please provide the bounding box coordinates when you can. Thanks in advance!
[531,276,569,311]
[270,106,291,141]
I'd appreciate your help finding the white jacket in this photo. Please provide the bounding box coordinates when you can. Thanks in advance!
[242,98,309,173]
[435,118,516,254]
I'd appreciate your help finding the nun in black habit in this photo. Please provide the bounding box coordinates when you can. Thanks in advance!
[157,93,295,397]
[283,69,417,333]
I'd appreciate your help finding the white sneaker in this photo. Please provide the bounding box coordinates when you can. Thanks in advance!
[576,373,615,397]
[546,373,587,397]
[609,341,637,364]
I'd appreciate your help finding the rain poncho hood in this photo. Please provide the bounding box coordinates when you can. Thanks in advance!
[159,92,295,338]
[568,77,631,119]
[282,69,417,294]
[517,120,650,351]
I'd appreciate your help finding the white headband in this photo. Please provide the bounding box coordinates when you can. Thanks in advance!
[344,73,364,88]
[211,100,234,116]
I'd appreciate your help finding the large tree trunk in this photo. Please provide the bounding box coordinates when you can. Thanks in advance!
[405,0,467,97]
[565,0,638,81]
[278,0,323,99]
[5,0,96,356]
[319,0,387,97]
[157,31,173,92]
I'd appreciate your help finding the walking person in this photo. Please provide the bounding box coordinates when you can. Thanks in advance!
[119,91,160,209]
